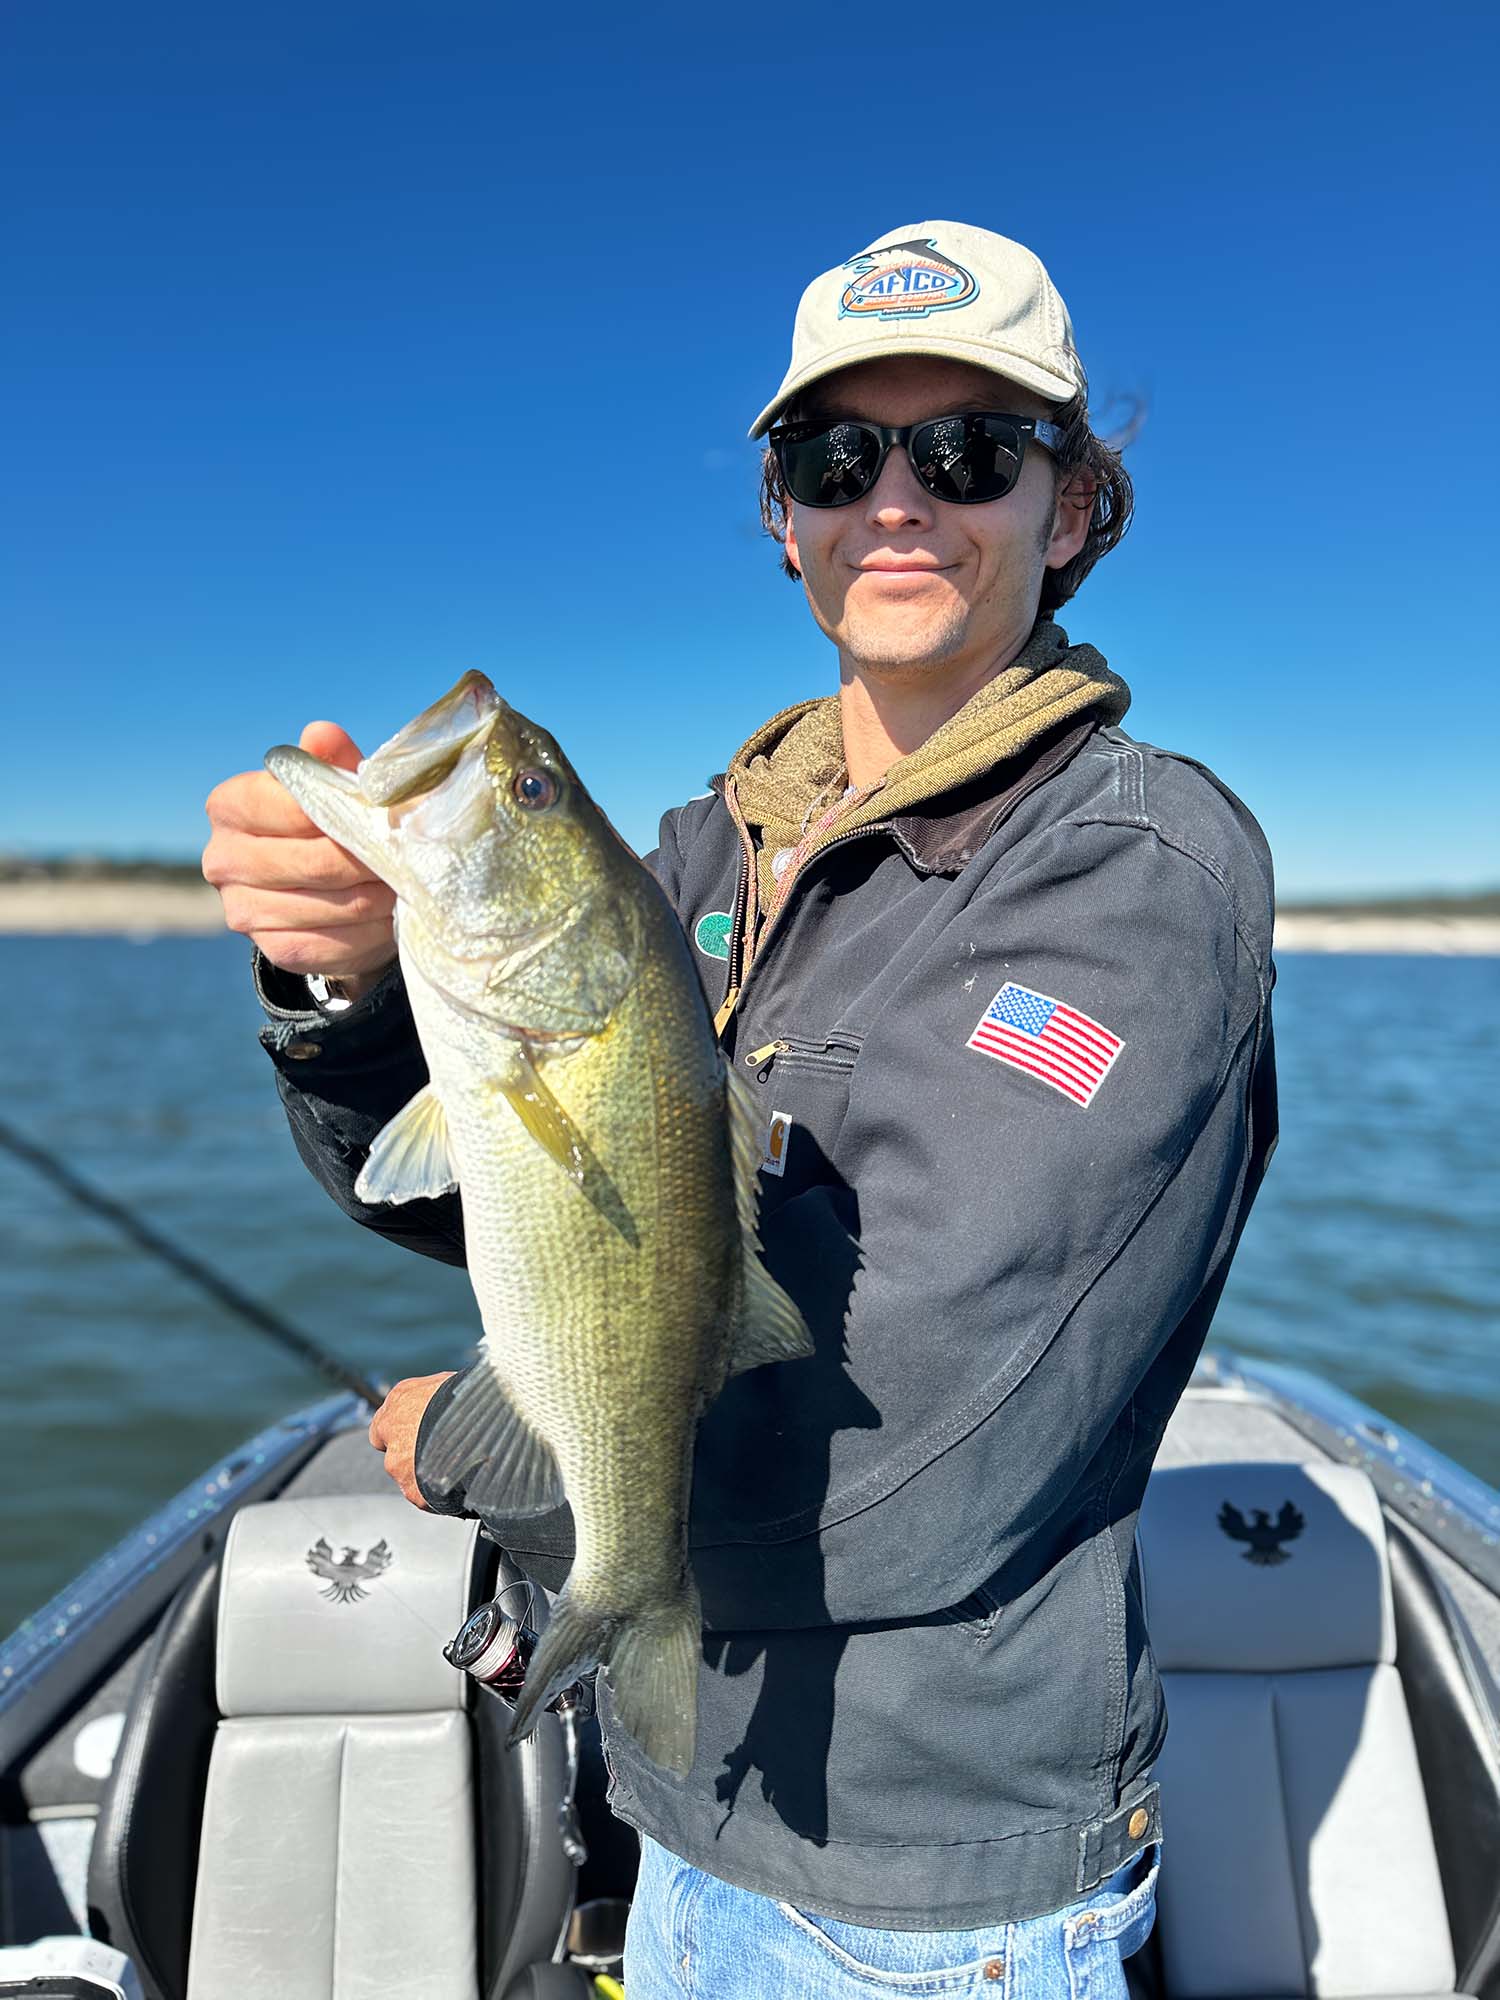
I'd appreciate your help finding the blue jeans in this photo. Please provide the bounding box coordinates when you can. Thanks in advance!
[623,1833,1161,1997]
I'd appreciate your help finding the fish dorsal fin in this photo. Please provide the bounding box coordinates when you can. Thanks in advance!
[416,1359,565,1519]
[354,1084,458,1205]
[724,1065,814,1375]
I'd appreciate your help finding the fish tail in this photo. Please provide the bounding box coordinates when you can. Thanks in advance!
[507,1578,700,1778]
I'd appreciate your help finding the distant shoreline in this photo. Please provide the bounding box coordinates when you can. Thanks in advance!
[1,876,1498,954]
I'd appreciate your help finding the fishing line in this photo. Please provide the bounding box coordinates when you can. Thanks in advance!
[0,1114,385,1407]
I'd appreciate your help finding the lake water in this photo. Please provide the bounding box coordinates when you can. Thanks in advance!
[2,937,1497,1636]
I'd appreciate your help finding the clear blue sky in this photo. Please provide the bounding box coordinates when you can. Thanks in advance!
[3,0,1495,897]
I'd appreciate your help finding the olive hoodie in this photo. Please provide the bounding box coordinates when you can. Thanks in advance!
[254,619,1277,1928]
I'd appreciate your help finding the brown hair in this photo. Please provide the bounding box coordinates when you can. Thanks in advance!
[757,375,1136,616]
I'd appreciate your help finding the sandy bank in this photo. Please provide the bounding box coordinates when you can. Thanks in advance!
[1270,914,1500,955]
[1,879,1498,954]
[0,879,226,935]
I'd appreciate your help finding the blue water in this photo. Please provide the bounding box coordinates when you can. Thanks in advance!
[2,938,1497,1635]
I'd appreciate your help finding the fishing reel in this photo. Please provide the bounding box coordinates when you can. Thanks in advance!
[443,1576,594,1866]
[443,1582,539,1699]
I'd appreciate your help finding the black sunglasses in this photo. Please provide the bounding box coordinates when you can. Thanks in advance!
[768,411,1064,509]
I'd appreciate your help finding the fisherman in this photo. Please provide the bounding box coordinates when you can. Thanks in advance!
[204,221,1278,1998]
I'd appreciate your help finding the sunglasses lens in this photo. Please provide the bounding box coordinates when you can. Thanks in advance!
[912,415,1025,503]
[778,422,883,506]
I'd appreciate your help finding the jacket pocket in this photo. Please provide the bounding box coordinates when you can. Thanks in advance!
[741,1031,863,1202]
[742,1030,863,1079]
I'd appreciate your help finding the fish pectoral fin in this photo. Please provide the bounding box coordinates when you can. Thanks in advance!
[490,1046,640,1247]
[417,1359,566,1519]
[353,1085,458,1205]
[723,1065,814,1375]
[493,1045,589,1183]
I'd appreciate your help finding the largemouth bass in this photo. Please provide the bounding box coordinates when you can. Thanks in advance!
[265,673,811,1775]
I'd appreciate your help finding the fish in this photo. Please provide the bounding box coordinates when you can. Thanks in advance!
[265,672,812,1775]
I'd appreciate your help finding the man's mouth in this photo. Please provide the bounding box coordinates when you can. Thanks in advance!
[857,559,950,574]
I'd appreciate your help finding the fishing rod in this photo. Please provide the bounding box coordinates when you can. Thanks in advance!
[0,1114,386,1408]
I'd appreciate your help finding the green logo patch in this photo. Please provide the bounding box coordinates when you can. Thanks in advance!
[694,911,732,960]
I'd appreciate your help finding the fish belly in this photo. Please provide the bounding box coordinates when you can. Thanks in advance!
[412,957,734,1613]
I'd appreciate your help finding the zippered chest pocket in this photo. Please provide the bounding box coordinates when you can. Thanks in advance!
[736,1031,862,1206]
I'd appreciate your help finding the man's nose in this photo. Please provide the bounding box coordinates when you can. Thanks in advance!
[864,444,934,530]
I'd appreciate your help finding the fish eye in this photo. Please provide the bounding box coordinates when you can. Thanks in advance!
[512,768,559,811]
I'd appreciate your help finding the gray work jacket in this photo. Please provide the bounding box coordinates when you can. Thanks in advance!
[255,713,1278,1928]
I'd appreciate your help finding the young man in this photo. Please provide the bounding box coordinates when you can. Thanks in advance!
[204,222,1277,1997]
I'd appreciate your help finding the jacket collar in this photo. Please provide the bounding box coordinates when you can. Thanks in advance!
[711,713,1099,875]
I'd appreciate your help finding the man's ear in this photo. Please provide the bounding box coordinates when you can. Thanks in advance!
[1045,467,1096,570]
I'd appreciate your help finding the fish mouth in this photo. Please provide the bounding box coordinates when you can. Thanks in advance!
[358,670,503,805]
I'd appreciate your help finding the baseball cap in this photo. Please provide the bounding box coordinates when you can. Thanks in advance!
[748,221,1085,439]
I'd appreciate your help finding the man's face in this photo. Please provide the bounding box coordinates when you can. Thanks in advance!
[782,356,1089,682]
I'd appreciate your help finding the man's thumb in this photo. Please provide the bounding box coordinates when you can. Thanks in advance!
[298,720,365,771]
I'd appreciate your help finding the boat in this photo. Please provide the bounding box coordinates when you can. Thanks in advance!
[2,1346,1497,1999]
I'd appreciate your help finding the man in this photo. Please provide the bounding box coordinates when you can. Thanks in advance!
[204,222,1277,1997]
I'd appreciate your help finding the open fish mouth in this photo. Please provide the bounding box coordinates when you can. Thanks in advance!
[358,670,503,805]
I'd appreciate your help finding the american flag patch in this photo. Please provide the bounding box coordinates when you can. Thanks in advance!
[967,982,1123,1108]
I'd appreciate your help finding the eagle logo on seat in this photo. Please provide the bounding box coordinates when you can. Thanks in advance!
[1217,1501,1305,1565]
[306,1536,393,1603]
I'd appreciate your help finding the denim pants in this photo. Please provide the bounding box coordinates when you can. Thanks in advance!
[623,1833,1161,1998]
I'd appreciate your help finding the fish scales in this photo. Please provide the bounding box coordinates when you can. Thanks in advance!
[415,890,736,1599]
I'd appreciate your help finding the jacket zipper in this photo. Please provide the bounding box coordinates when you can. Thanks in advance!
[742,1039,787,1079]
[742,1033,861,1081]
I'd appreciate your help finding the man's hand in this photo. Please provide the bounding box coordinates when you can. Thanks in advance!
[368,1372,457,1508]
[202,720,397,994]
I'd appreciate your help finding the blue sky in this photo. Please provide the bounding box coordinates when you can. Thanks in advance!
[3,0,1495,897]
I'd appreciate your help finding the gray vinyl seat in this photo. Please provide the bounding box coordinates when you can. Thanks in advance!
[88,1490,584,2000]
[186,1495,493,1998]
[1136,1460,1477,2000]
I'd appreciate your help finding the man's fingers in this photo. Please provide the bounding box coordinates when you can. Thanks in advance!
[299,720,365,771]
[218,882,395,934]
[203,828,383,891]
[206,768,333,838]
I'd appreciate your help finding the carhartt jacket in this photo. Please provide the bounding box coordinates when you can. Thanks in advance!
[254,704,1277,1928]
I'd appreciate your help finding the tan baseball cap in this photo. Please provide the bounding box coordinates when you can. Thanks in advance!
[748,221,1084,439]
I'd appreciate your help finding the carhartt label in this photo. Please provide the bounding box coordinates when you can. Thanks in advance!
[760,1111,792,1177]
[694,911,732,960]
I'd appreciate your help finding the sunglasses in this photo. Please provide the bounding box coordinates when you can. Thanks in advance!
[768,411,1064,509]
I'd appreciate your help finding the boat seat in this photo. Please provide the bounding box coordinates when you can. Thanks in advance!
[1133,1460,1500,2000]
[87,1495,587,2000]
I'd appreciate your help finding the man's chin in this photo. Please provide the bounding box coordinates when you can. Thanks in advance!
[840,612,970,675]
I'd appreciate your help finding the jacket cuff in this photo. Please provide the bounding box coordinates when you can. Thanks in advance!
[252,949,413,1078]
[412,1366,476,1514]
